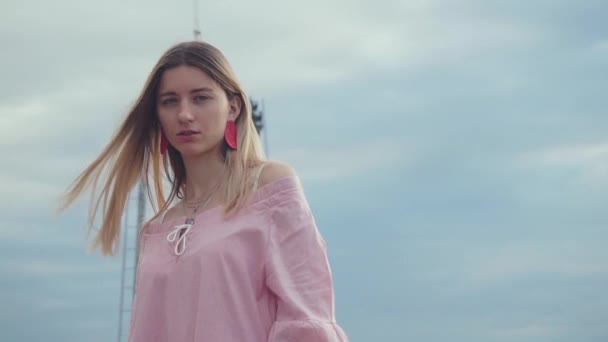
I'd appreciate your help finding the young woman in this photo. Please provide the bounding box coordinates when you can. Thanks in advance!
[59,41,349,341]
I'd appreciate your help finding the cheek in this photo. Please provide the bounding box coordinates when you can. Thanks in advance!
[157,106,176,125]
[157,112,170,131]
[202,118,226,138]
[198,106,228,130]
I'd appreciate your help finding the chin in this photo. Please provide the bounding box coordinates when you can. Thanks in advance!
[176,145,217,158]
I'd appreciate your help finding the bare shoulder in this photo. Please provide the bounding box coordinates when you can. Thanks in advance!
[257,161,297,188]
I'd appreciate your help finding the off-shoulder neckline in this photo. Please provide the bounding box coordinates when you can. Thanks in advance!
[145,175,300,230]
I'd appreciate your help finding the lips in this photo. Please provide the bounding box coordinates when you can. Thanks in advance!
[177,130,200,136]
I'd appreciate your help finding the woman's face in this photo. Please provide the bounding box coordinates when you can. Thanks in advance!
[156,65,240,157]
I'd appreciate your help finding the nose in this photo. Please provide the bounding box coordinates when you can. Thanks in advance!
[177,100,194,122]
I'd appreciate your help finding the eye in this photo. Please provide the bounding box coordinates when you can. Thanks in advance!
[161,98,177,105]
[194,95,209,102]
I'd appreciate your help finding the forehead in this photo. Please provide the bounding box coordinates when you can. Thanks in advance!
[157,65,220,94]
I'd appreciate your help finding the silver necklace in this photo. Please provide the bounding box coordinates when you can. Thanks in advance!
[182,185,217,225]
[166,183,220,256]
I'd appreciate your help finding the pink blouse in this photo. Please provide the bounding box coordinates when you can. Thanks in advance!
[128,176,349,341]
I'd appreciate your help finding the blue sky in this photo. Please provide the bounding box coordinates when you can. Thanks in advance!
[1,0,607,341]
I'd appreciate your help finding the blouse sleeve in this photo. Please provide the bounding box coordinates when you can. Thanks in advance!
[264,178,349,342]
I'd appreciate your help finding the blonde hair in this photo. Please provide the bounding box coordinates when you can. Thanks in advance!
[58,41,266,256]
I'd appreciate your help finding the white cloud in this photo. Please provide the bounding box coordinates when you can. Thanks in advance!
[583,38,608,60]
[0,101,49,145]
[0,258,118,276]
[461,242,608,285]
[274,138,416,183]
[525,142,608,165]
[492,321,563,339]
[517,142,608,187]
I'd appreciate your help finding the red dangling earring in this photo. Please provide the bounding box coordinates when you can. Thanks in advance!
[160,130,169,155]
[224,120,237,150]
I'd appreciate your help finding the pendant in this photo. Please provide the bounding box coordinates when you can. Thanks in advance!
[185,218,194,225]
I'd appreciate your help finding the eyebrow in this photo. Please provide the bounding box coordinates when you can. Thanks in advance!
[159,87,214,97]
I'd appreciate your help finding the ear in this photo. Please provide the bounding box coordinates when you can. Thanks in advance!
[227,94,242,121]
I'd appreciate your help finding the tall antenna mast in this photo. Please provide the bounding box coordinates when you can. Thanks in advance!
[193,0,202,40]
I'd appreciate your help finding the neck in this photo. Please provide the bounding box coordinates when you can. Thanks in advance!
[182,151,226,202]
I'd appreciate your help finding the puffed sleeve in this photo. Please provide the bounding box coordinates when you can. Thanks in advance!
[264,178,349,341]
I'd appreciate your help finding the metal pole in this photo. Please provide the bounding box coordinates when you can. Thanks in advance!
[133,180,146,291]
[117,195,130,341]
[262,99,269,156]
[193,0,201,40]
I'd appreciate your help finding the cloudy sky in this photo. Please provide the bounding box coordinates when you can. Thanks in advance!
[1,0,607,341]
